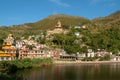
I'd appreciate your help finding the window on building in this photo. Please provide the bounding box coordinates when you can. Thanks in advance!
[1,57,4,60]
[6,57,9,60]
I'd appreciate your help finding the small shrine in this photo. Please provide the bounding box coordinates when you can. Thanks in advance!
[46,20,68,38]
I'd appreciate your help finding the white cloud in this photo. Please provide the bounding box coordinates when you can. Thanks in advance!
[50,0,70,7]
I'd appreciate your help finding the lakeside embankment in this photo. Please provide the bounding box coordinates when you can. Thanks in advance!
[54,60,120,64]
[1,58,120,73]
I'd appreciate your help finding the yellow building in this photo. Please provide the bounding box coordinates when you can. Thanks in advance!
[0,50,11,61]
[1,34,17,60]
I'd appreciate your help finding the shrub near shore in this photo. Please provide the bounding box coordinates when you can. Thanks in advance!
[0,58,53,73]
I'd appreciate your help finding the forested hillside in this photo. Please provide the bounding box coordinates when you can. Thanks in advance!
[0,11,120,54]
[93,10,120,28]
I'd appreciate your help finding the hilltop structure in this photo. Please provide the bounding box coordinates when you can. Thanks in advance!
[46,20,68,39]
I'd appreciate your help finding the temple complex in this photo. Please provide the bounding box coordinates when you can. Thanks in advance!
[1,34,17,60]
[46,20,68,38]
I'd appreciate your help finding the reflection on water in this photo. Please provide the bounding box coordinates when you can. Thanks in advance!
[9,63,120,80]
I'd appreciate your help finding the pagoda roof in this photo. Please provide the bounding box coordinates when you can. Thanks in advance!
[0,50,5,54]
[0,53,11,57]
[2,46,17,50]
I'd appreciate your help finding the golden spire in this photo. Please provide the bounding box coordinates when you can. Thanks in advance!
[8,34,13,37]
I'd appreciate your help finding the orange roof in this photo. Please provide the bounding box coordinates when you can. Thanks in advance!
[2,46,17,50]
[2,46,11,49]
[0,53,11,57]
[0,51,5,54]
[2,45,11,47]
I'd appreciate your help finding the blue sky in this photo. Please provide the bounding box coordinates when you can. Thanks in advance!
[0,0,120,26]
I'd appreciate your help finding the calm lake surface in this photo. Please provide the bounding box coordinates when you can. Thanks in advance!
[13,63,120,80]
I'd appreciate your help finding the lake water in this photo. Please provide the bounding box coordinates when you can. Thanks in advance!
[12,63,120,80]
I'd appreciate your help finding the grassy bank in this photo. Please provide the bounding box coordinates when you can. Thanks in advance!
[0,58,53,73]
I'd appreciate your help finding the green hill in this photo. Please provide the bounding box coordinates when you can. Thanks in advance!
[24,14,91,31]
[93,10,120,28]
[0,11,120,39]
[0,14,91,39]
